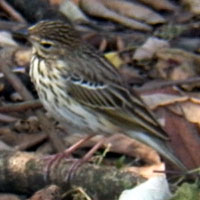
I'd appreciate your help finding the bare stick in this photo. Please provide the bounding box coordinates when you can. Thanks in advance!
[0,113,18,122]
[0,0,27,23]
[0,100,42,112]
[137,77,200,92]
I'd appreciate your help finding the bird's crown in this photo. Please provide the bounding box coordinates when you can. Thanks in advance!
[28,20,80,46]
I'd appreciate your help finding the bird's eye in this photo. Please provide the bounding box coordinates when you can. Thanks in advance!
[40,42,53,49]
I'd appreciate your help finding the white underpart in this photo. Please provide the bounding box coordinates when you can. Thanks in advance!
[30,55,116,134]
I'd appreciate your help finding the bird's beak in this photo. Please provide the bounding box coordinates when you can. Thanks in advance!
[14,26,39,44]
[11,27,37,46]
[12,28,29,41]
[17,28,28,37]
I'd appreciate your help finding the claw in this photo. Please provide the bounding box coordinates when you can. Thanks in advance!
[66,138,105,183]
[43,135,93,181]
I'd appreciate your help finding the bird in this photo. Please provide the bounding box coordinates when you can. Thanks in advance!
[27,20,186,171]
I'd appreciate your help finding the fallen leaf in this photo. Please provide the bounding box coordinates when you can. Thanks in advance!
[29,185,61,200]
[181,0,200,15]
[139,0,176,11]
[102,0,166,25]
[0,194,21,200]
[0,31,18,47]
[79,0,152,31]
[153,48,200,90]
[59,0,90,24]
[133,37,169,61]
[142,92,187,110]
[104,51,124,68]
[163,109,200,169]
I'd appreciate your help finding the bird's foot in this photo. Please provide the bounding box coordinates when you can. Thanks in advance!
[43,135,93,181]
[67,138,105,183]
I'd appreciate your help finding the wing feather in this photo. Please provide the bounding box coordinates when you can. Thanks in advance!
[64,47,168,140]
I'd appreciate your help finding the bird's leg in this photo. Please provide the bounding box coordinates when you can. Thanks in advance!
[44,135,94,181]
[67,137,106,183]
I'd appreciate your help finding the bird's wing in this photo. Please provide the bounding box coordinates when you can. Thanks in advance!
[64,49,168,140]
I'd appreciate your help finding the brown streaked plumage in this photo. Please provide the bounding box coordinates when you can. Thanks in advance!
[28,20,186,170]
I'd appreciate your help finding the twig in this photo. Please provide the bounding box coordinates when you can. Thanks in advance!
[0,0,27,23]
[0,113,18,122]
[35,110,65,152]
[0,48,33,100]
[15,133,48,151]
[0,100,42,112]
[0,20,26,31]
[137,77,200,92]
[1,63,33,100]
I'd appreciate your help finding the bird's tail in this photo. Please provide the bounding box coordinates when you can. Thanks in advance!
[125,130,187,171]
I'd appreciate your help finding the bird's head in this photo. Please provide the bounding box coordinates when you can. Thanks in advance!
[28,20,81,58]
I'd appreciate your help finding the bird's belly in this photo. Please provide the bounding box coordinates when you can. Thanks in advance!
[42,96,116,134]
[30,56,118,134]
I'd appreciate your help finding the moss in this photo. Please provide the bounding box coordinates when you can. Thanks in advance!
[171,182,200,200]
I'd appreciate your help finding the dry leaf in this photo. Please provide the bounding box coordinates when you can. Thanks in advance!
[181,0,200,15]
[140,87,200,169]
[0,113,18,123]
[133,37,169,61]
[79,0,152,31]
[0,31,18,47]
[142,92,187,110]
[0,141,12,151]
[139,0,176,11]
[164,109,200,169]
[59,0,90,24]
[0,194,21,200]
[29,185,61,200]
[102,0,165,25]
[154,48,200,89]
[104,52,124,68]
[179,101,200,124]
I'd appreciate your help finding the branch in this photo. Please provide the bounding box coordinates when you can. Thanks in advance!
[0,150,141,199]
